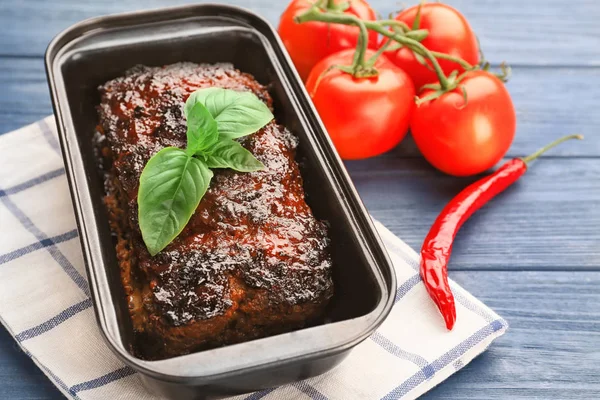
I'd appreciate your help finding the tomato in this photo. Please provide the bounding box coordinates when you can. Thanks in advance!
[278,0,378,81]
[306,49,415,160]
[410,70,516,177]
[385,3,479,90]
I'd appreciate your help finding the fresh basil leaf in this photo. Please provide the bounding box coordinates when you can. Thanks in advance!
[185,88,273,140]
[138,147,213,256]
[184,102,218,154]
[204,139,265,172]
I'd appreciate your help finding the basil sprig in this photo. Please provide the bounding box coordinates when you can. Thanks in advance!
[138,88,273,256]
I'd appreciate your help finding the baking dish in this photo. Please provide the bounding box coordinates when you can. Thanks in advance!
[45,4,396,398]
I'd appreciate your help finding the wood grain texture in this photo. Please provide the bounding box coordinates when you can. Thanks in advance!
[0,326,63,399]
[422,270,600,399]
[347,157,600,270]
[2,58,599,158]
[1,0,599,398]
[0,0,599,66]
[2,270,599,399]
[0,58,50,133]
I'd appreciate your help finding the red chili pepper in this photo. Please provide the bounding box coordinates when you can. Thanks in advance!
[421,134,583,330]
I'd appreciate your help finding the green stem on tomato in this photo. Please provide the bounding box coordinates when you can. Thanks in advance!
[366,37,393,66]
[352,18,370,71]
[296,6,376,77]
[369,21,470,70]
[376,19,411,31]
[430,51,474,70]
[412,0,424,30]
[362,21,450,90]
[326,0,336,9]
[296,8,451,89]
[294,7,480,90]
[405,29,429,42]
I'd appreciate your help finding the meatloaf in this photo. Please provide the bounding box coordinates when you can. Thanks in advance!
[96,62,333,360]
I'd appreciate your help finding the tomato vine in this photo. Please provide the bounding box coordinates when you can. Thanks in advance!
[294,2,504,101]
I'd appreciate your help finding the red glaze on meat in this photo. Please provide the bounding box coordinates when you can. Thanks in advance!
[97,62,333,360]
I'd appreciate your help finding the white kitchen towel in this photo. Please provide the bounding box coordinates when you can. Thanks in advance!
[0,117,507,400]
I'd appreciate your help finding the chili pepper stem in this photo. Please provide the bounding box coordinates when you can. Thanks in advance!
[521,134,584,165]
[420,133,584,331]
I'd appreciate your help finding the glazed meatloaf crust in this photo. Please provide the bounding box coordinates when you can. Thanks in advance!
[96,62,333,360]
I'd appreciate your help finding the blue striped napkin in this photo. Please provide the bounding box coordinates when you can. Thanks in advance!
[0,117,507,400]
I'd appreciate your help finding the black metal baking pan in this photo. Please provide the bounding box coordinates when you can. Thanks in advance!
[45,3,396,399]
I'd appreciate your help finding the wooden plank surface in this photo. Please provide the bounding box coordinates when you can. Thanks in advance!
[1,271,599,399]
[422,271,600,399]
[0,58,50,133]
[0,0,599,66]
[1,0,599,399]
[2,58,600,158]
[347,157,600,270]
[0,326,62,400]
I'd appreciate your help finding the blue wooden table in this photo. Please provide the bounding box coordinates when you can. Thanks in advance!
[1,0,599,398]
